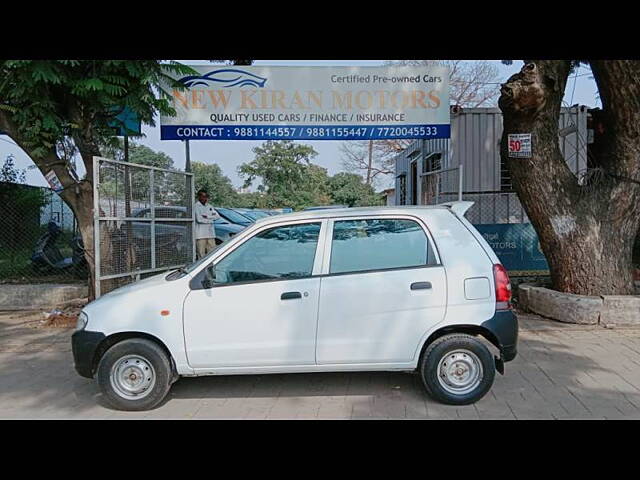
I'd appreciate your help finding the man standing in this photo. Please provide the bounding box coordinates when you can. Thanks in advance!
[194,189,220,259]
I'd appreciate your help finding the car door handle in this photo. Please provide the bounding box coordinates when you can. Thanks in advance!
[281,291,302,300]
[411,282,432,290]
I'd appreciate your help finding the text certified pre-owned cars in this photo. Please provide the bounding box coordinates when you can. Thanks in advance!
[72,203,518,411]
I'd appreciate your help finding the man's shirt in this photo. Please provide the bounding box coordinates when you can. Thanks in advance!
[194,201,220,239]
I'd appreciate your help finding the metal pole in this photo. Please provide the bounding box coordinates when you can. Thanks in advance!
[185,139,191,173]
[124,134,129,163]
[366,140,373,185]
[184,139,195,261]
[190,174,196,262]
[458,163,463,202]
[150,169,156,270]
[93,157,101,298]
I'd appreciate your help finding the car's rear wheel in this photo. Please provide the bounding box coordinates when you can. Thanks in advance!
[96,338,172,411]
[419,334,495,405]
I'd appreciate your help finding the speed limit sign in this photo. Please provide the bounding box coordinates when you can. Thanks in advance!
[508,133,532,158]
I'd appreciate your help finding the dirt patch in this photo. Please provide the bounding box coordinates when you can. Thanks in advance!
[36,298,87,329]
[41,311,78,328]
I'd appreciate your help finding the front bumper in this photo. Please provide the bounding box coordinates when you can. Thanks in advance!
[71,330,106,378]
[481,309,518,362]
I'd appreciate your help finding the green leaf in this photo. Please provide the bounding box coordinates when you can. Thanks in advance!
[84,78,104,91]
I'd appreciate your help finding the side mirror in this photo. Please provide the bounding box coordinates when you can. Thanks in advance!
[201,264,216,289]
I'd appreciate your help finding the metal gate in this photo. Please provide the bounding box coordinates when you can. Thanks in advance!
[93,156,195,297]
[420,164,463,205]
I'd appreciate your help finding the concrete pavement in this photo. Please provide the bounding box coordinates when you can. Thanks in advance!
[2,310,640,419]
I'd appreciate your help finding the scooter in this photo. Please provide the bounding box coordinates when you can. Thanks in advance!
[31,221,86,274]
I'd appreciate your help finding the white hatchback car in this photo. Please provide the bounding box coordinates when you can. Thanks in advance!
[72,202,518,411]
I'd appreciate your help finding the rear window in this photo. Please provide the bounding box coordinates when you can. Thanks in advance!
[329,218,437,274]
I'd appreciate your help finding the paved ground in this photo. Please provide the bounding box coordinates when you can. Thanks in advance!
[2,310,640,419]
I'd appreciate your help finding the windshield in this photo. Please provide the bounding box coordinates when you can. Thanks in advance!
[217,207,253,224]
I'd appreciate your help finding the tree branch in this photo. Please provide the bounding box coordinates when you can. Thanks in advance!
[589,60,640,179]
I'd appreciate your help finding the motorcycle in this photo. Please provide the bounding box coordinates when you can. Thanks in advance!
[31,221,86,274]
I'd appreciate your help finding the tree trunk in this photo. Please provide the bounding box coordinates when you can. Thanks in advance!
[499,61,640,295]
[61,180,97,300]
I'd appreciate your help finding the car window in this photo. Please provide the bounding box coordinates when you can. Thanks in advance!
[213,222,321,285]
[329,218,436,274]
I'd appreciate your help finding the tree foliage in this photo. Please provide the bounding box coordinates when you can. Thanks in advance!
[101,139,175,169]
[239,140,379,210]
[0,60,193,161]
[0,60,196,297]
[327,172,383,207]
[192,161,238,206]
[0,154,26,183]
[0,154,46,250]
[239,140,323,209]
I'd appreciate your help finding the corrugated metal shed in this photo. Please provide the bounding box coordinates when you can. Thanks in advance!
[394,106,589,225]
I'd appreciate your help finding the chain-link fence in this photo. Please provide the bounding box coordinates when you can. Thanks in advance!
[0,182,86,284]
[94,157,194,297]
[418,168,548,278]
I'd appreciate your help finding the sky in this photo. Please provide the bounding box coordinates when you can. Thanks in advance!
[0,60,600,190]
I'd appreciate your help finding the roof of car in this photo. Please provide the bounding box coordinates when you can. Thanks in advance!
[249,202,473,225]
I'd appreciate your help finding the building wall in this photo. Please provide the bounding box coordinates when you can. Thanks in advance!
[394,106,589,224]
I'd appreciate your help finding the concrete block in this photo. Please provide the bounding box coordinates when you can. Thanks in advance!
[526,286,602,325]
[0,284,88,310]
[517,284,533,311]
[600,296,640,326]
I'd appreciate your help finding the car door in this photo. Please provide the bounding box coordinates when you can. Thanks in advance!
[183,220,326,370]
[316,216,446,365]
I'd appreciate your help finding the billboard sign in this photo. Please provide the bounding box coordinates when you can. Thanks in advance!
[160,65,450,141]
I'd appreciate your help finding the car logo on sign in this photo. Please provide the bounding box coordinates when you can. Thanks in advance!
[178,69,268,88]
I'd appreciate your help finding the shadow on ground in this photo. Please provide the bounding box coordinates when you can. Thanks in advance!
[1,319,639,419]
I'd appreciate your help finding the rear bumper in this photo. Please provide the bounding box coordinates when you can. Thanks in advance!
[482,309,518,362]
[71,330,105,379]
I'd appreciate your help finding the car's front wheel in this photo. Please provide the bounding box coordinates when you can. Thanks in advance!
[96,338,172,411]
[419,333,495,405]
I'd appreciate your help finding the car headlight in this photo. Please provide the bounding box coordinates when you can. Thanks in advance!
[76,311,88,331]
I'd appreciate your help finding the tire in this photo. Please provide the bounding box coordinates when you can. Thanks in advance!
[96,338,173,411]
[419,334,495,405]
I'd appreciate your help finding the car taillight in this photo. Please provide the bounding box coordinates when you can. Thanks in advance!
[493,263,512,310]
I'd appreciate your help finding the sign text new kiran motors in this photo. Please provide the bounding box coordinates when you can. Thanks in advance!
[160,66,450,141]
